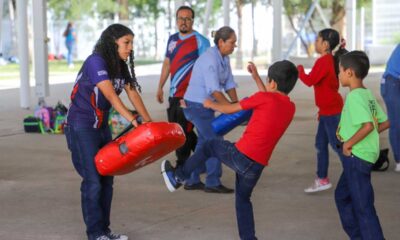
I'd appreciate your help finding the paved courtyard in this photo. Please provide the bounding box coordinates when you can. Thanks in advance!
[0,64,399,240]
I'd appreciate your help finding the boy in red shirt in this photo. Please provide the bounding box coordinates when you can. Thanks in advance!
[161,60,298,240]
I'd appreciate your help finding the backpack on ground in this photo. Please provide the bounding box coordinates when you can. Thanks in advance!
[372,148,390,171]
[23,115,45,134]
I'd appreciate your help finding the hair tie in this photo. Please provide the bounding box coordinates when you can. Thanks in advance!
[340,38,346,49]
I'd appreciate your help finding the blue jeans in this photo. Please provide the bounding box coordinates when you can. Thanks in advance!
[176,139,264,240]
[66,41,74,65]
[381,74,400,163]
[65,125,114,240]
[335,154,384,240]
[183,100,223,187]
[315,114,341,179]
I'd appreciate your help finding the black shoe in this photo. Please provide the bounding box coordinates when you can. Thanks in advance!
[204,184,234,193]
[184,182,205,190]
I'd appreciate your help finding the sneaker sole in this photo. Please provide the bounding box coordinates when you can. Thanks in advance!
[304,183,332,193]
[161,160,177,192]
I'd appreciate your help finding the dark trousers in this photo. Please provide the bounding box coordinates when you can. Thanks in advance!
[381,74,400,163]
[335,154,385,240]
[315,114,341,178]
[167,97,197,167]
[176,139,264,240]
[65,125,114,240]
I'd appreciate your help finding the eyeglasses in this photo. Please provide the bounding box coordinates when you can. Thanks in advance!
[177,17,193,23]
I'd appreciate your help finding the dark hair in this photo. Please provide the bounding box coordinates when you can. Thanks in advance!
[93,23,141,92]
[339,51,370,80]
[268,60,298,94]
[213,26,235,46]
[318,28,348,76]
[63,21,73,37]
[176,6,195,19]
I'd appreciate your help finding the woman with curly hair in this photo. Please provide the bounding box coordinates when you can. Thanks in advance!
[65,23,152,240]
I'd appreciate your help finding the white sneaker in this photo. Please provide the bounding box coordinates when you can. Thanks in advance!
[96,236,111,240]
[107,232,128,240]
[395,163,400,172]
[304,178,332,193]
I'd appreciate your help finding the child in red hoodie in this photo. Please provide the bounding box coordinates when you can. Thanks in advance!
[297,28,348,193]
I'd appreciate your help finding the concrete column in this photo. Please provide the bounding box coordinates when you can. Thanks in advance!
[32,0,49,98]
[223,0,230,26]
[372,0,376,45]
[16,0,30,108]
[346,0,356,50]
[359,7,365,50]
[0,0,3,55]
[202,0,213,37]
[272,0,282,62]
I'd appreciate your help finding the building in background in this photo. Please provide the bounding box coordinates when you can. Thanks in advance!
[367,0,400,64]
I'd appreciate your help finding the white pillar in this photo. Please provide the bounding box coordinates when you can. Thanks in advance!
[16,0,30,108]
[272,0,282,62]
[346,0,356,50]
[359,7,365,50]
[202,0,213,37]
[223,0,230,26]
[0,0,3,55]
[372,0,377,45]
[32,0,49,99]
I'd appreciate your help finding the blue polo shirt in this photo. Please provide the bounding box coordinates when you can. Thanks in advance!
[384,44,400,79]
[184,46,237,103]
[66,53,126,128]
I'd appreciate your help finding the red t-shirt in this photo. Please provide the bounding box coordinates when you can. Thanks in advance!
[297,54,343,116]
[235,92,295,166]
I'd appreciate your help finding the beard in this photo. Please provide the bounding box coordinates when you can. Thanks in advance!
[179,29,188,34]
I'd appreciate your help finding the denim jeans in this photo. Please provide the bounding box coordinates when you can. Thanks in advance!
[65,125,114,240]
[381,74,400,163]
[335,154,384,240]
[315,114,341,179]
[176,139,264,240]
[66,42,74,65]
[183,100,223,187]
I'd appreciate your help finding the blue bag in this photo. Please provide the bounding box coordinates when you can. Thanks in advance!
[211,109,252,136]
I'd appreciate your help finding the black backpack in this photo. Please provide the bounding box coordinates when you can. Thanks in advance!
[372,148,390,171]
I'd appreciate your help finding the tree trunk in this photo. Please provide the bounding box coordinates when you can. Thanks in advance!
[154,19,158,59]
[167,0,172,35]
[235,0,243,69]
[118,0,129,20]
[330,1,346,35]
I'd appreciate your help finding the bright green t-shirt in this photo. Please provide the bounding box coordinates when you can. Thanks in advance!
[338,88,387,163]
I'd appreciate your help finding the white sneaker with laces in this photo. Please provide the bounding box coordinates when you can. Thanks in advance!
[304,178,332,193]
[95,236,111,240]
[107,232,128,240]
[395,163,400,172]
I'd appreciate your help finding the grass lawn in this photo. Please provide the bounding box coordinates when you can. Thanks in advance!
[0,59,161,81]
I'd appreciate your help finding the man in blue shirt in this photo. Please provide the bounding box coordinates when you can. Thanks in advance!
[380,44,400,172]
[183,26,239,193]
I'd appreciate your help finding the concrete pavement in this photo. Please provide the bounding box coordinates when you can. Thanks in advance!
[0,65,399,240]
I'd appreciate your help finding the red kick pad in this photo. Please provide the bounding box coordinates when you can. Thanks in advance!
[95,122,186,176]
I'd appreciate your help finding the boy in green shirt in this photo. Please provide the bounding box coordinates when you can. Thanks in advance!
[335,51,389,240]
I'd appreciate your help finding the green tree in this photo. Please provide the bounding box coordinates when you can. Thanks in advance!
[129,0,163,58]
[48,0,117,20]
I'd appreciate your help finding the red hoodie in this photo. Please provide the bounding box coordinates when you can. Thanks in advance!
[297,54,343,116]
